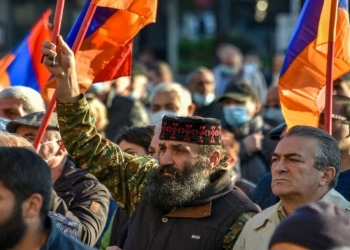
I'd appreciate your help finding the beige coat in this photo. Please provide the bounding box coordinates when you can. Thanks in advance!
[233,189,350,250]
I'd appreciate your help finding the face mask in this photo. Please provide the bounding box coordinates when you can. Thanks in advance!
[90,82,105,94]
[192,92,216,107]
[43,154,57,163]
[264,107,284,124]
[149,110,178,125]
[223,105,252,127]
[221,65,236,76]
[244,62,258,72]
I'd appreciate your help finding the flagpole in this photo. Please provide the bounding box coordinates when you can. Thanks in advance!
[324,0,338,135]
[34,0,65,151]
[33,2,97,151]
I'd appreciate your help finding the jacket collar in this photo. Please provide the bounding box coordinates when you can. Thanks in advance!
[251,188,350,230]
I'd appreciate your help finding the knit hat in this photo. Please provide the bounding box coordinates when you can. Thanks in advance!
[6,112,59,133]
[269,201,350,249]
[160,115,222,145]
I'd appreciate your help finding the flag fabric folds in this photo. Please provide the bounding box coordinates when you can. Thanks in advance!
[0,10,52,92]
[278,0,350,128]
[41,0,158,101]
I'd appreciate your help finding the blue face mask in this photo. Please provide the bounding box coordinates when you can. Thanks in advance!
[223,105,252,127]
[192,92,216,107]
[264,107,284,124]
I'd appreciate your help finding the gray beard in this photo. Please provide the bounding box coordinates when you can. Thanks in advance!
[142,156,210,213]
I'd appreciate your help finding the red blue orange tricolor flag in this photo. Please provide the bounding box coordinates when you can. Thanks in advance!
[0,10,52,92]
[278,0,350,128]
[41,0,157,101]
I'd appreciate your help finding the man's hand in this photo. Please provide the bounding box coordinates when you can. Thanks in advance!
[242,131,264,154]
[41,35,80,103]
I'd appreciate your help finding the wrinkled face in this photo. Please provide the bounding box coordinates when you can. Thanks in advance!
[333,79,350,97]
[318,102,350,151]
[188,71,215,96]
[0,98,26,120]
[118,140,148,157]
[158,141,201,174]
[271,136,324,200]
[222,98,259,117]
[0,182,27,249]
[15,126,61,166]
[151,91,187,115]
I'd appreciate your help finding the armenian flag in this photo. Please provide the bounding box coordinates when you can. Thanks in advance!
[41,0,157,101]
[0,10,52,92]
[278,0,350,128]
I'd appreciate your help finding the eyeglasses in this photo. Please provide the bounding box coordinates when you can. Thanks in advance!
[319,113,350,124]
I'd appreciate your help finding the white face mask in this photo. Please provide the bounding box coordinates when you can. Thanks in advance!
[43,154,57,163]
[149,110,178,125]
[37,139,60,163]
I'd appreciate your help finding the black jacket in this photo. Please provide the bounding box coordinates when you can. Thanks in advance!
[40,216,94,250]
[122,169,259,250]
[50,157,110,246]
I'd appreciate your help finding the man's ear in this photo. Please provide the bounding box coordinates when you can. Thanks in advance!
[188,103,196,116]
[57,140,67,156]
[22,193,43,220]
[208,150,221,171]
[320,167,336,187]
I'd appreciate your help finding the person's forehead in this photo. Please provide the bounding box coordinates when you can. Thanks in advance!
[0,98,23,107]
[276,136,317,154]
[152,91,180,104]
[159,140,199,151]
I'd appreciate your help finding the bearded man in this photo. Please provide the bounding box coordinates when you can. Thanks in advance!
[41,36,259,250]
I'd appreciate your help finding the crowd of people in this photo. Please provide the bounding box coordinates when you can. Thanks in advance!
[0,35,349,250]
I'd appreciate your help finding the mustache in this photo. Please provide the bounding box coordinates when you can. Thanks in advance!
[159,164,178,175]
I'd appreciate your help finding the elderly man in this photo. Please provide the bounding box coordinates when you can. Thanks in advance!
[6,112,110,247]
[0,86,46,120]
[234,125,350,250]
[186,67,223,120]
[217,80,273,183]
[148,82,195,125]
[212,44,267,103]
[0,147,93,249]
[41,36,259,250]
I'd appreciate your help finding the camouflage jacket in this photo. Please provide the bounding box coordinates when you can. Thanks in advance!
[56,94,257,249]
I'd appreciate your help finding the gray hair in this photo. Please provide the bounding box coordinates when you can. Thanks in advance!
[149,83,192,113]
[285,125,341,188]
[0,86,46,113]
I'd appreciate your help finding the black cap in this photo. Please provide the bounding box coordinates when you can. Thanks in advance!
[268,123,287,141]
[6,112,59,133]
[216,80,259,102]
[269,201,350,249]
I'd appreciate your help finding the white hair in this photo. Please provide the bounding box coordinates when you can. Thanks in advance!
[149,82,192,113]
[0,86,46,113]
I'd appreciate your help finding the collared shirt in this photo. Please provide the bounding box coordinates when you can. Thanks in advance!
[56,95,256,249]
[233,188,350,250]
[277,203,287,222]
